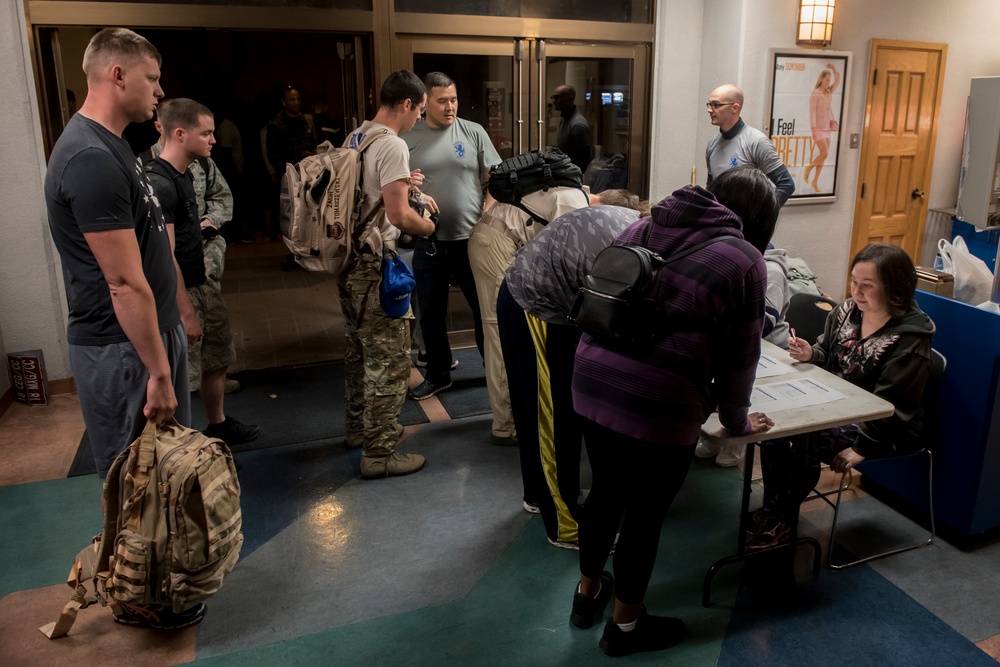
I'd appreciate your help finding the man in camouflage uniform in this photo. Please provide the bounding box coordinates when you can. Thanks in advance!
[341,71,437,479]
[145,131,238,394]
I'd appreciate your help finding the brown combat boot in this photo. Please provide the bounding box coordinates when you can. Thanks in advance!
[360,451,426,479]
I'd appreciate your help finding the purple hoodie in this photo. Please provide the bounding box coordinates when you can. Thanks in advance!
[571,185,766,445]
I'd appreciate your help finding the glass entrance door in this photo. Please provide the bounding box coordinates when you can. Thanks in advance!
[535,41,649,195]
[402,37,649,196]
[403,37,522,160]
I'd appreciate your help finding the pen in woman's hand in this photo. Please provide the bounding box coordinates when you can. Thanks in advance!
[790,327,801,350]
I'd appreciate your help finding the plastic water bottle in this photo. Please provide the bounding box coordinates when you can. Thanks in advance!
[933,254,944,271]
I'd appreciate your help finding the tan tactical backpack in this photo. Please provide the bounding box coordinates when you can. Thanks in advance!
[41,418,243,638]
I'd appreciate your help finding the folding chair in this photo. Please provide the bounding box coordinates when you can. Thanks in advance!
[822,348,946,569]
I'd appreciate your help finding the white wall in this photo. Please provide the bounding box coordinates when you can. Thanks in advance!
[653,0,1000,294]
[0,4,71,386]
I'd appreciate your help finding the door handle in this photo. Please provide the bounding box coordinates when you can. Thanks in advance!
[911,188,925,200]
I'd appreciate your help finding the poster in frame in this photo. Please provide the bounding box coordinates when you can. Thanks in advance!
[767,49,850,203]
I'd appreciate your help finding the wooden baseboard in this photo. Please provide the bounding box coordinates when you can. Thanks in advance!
[49,377,77,395]
[0,377,76,420]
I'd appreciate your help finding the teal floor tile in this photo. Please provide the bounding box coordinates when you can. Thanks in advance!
[0,475,103,597]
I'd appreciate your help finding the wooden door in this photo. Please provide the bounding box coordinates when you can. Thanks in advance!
[849,40,947,286]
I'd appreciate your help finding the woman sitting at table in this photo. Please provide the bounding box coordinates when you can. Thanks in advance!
[750,243,936,549]
[568,166,778,657]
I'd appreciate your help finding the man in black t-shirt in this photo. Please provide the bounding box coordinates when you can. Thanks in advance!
[146,98,259,446]
[44,28,189,478]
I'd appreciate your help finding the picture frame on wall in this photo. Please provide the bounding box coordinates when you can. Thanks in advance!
[767,49,850,203]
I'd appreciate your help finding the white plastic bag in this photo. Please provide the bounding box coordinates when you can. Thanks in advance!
[938,236,994,305]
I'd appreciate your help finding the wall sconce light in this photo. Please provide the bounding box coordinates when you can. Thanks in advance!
[796,0,835,47]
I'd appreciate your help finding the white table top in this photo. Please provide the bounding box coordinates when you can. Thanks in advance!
[701,340,895,447]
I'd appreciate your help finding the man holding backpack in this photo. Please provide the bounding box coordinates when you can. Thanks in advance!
[146,98,259,447]
[44,28,188,479]
[342,71,438,479]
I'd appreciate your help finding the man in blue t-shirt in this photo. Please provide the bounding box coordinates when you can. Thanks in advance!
[403,72,501,402]
[44,28,190,479]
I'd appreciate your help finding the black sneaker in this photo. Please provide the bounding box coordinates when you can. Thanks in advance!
[490,434,518,447]
[570,571,614,629]
[598,606,685,657]
[113,602,207,630]
[408,379,452,401]
[204,416,260,446]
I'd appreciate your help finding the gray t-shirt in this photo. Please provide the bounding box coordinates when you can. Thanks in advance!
[505,205,640,325]
[705,120,784,179]
[404,118,501,241]
[44,114,179,346]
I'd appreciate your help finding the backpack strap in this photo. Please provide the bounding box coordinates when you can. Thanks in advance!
[39,439,132,639]
[351,129,393,256]
[146,158,197,228]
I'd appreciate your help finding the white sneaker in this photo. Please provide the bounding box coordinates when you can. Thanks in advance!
[695,439,721,459]
[715,445,745,468]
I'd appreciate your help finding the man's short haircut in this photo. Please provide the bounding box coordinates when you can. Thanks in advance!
[313,93,329,105]
[707,165,779,254]
[851,243,918,316]
[158,98,213,135]
[82,28,161,79]
[424,72,456,92]
[380,70,426,109]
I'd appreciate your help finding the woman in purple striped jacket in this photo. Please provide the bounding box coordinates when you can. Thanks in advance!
[567,166,780,657]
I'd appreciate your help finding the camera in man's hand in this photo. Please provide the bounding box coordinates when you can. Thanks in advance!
[201,225,220,240]
[408,195,426,217]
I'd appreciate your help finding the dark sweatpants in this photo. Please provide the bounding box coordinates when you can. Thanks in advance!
[497,279,545,511]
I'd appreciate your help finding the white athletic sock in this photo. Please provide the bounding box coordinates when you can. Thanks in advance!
[616,619,637,632]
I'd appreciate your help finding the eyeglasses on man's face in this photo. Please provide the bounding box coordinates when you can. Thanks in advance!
[706,101,735,110]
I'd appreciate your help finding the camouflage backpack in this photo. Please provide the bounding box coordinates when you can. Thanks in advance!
[41,419,243,638]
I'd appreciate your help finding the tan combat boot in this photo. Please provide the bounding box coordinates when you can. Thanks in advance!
[360,451,426,479]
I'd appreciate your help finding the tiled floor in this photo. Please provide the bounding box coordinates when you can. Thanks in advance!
[4,239,1000,665]
[222,241,347,372]
[223,240,477,373]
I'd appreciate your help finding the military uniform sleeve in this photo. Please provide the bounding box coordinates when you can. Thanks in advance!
[202,159,234,229]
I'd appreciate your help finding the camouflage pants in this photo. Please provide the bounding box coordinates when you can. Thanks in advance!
[338,252,412,456]
[188,237,230,391]
[187,277,236,391]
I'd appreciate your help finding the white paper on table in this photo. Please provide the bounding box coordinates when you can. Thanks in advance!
[749,378,846,412]
[755,353,796,379]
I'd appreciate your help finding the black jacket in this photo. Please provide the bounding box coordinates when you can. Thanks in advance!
[811,299,935,458]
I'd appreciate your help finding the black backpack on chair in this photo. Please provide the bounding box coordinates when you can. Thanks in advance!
[488,149,585,225]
